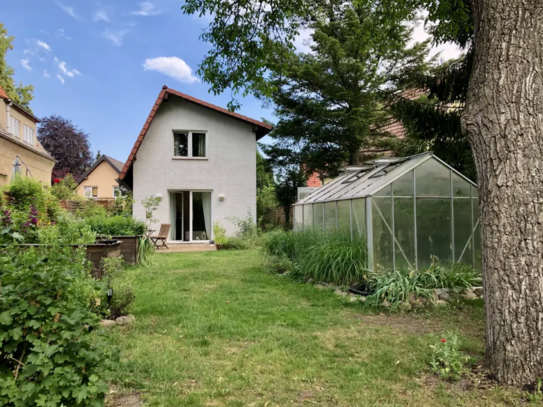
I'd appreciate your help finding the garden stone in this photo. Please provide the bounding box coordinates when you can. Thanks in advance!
[382,299,390,308]
[115,315,136,326]
[306,278,314,284]
[462,289,478,300]
[100,319,116,328]
[399,301,412,312]
[434,299,448,307]
[434,289,451,302]
[334,289,348,296]
[350,296,358,302]
[358,296,367,303]
[473,287,483,297]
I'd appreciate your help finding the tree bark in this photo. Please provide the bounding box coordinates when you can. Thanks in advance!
[462,0,543,386]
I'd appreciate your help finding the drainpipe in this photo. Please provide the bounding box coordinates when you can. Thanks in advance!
[5,99,12,134]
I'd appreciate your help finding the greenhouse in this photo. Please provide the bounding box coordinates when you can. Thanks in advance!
[294,153,481,271]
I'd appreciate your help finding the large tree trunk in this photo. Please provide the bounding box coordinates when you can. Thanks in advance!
[462,0,543,386]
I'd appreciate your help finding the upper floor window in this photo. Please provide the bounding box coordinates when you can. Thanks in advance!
[85,186,98,199]
[10,116,20,138]
[174,131,206,158]
[23,125,34,145]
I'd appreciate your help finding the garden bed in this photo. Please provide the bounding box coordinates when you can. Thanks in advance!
[98,235,141,265]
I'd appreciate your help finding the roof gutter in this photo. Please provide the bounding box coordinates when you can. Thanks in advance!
[5,98,12,134]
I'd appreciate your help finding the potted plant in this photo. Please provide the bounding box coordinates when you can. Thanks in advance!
[213,221,228,250]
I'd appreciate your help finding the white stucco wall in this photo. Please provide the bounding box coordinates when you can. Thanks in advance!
[132,97,257,239]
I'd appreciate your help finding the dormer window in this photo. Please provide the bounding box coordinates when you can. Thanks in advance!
[23,125,34,145]
[10,116,20,138]
[174,131,206,158]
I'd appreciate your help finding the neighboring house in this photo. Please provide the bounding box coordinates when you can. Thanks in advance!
[76,154,125,199]
[119,85,273,241]
[0,85,55,186]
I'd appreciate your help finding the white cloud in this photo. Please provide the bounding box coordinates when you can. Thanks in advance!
[23,49,33,55]
[37,40,52,51]
[55,58,81,78]
[21,59,32,71]
[57,74,65,84]
[294,28,313,53]
[57,28,72,40]
[104,29,129,46]
[143,57,199,84]
[410,15,462,62]
[44,70,51,78]
[93,10,110,22]
[53,0,79,19]
[131,2,162,16]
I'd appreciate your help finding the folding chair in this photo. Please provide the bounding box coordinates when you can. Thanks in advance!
[150,223,171,249]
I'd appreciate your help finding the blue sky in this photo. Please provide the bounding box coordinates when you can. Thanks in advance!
[3,0,274,163]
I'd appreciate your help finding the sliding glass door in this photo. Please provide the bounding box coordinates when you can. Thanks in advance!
[170,191,212,242]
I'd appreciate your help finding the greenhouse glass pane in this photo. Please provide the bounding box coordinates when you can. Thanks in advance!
[416,159,451,197]
[453,198,473,265]
[352,198,366,238]
[373,197,393,270]
[374,184,392,197]
[452,172,471,197]
[294,205,303,230]
[313,203,324,230]
[394,198,415,270]
[416,198,452,268]
[324,202,337,232]
[473,198,481,270]
[472,185,478,199]
[303,204,313,229]
[337,200,351,232]
[392,171,414,197]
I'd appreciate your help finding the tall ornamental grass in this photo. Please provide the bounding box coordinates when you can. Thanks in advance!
[263,229,369,285]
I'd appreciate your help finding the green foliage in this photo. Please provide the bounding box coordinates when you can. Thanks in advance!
[77,199,109,219]
[0,246,118,406]
[213,221,228,245]
[3,176,46,213]
[223,237,252,250]
[367,268,433,307]
[366,261,481,308]
[50,174,79,201]
[85,215,146,237]
[96,257,135,320]
[0,23,34,109]
[429,333,471,381]
[38,213,97,245]
[263,229,368,285]
[273,167,307,224]
[142,195,162,228]
[137,237,155,267]
[227,212,262,248]
[107,193,134,217]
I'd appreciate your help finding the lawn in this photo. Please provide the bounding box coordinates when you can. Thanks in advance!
[106,250,524,407]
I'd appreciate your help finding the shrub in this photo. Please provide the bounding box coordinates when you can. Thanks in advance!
[228,211,261,247]
[429,333,471,381]
[213,221,228,245]
[77,199,108,219]
[86,215,146,237]
[223,236,251,250]
[3,176,46,213]
[39,213,96,245]
[0,246,118,406]
[96,257,136,319]
[50,174,78,201]
[0,205,41,244]
[106,193,134,217]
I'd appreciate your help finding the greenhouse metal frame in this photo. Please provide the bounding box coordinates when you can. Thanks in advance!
[293,153,481,271]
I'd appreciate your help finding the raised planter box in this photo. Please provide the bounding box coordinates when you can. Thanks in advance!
[99,235,141,266]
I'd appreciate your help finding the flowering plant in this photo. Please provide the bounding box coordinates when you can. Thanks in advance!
[429,333,471,381]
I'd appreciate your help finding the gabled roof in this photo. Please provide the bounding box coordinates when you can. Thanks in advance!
[119,85,273,181]
[296,152,477,204]
[77,154,125,184]
[0,84,8,100]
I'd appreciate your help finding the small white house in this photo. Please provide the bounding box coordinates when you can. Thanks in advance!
[119,85,272,242]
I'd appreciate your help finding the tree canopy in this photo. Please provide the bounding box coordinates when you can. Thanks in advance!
[0,23,33,109]
[37,115,93,180]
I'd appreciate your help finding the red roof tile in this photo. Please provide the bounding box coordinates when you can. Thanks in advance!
[0,85,9,100]
[119,86,273,180]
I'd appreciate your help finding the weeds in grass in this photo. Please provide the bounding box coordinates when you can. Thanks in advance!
[418,258,482,290]
[429,333,471,381]
[367,268,433,307]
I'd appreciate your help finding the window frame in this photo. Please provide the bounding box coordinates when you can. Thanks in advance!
[22,124,34,145]
[172,130,208,159]
[113,186,122,198]
[84,186,98,199]
[10,116,21,138]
